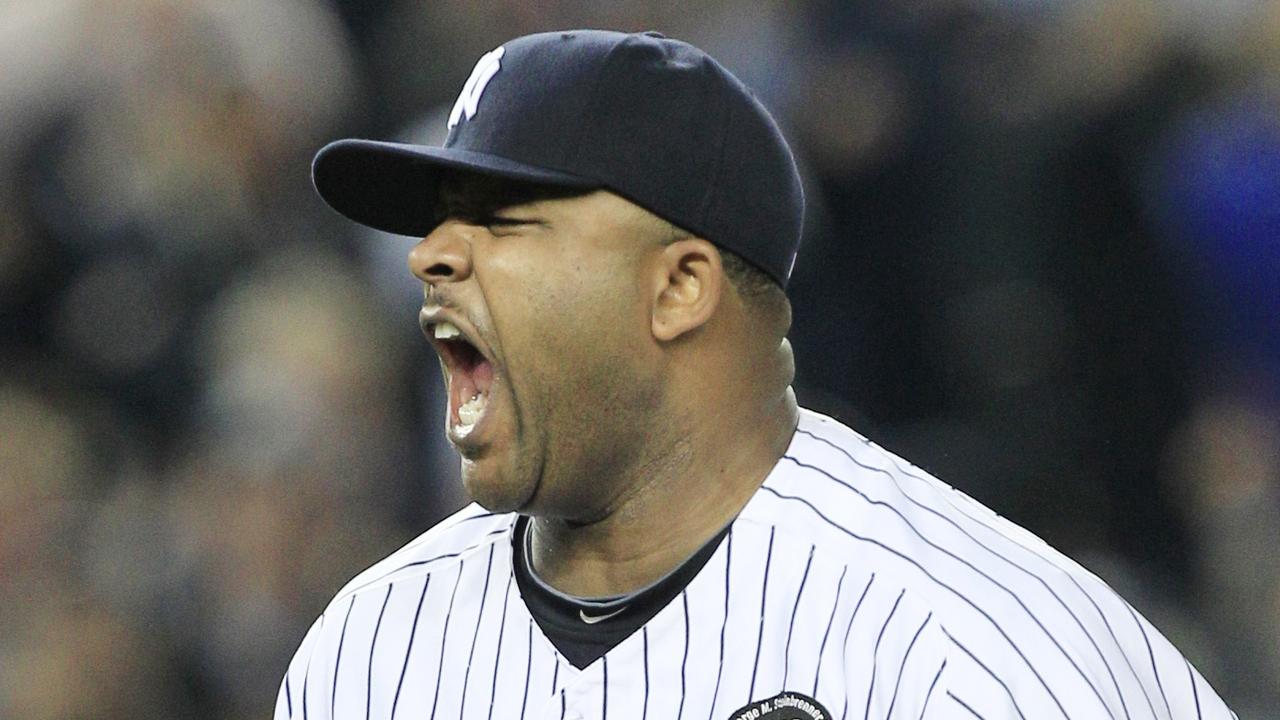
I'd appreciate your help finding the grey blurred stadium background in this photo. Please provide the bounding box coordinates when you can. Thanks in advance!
[1,1,1277,717]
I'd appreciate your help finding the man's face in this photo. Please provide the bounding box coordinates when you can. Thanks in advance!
[410,176,670,518]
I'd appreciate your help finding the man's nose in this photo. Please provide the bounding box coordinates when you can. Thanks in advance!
[408,221,473,284]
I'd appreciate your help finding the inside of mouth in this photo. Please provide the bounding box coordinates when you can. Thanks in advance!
[446,338,493,408]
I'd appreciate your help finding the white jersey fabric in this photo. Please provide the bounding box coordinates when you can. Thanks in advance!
[276,407,1235,720]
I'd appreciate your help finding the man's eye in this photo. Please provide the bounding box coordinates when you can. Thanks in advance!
[484,216,534,232]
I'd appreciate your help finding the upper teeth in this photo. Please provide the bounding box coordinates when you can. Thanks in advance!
[434,322,462,340]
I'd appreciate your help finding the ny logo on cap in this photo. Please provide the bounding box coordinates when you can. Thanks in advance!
[447,46,505,129]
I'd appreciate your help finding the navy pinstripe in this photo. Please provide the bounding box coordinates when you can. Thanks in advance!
[884,613,931,720]
[518,620,532,720]
[427,561,465,720]
[1124,597,1172,720]
[707,532,732,720]
[367,585,393,720]
[781,544,815,689]
[943,629,1027,720]
[918,659,946,719]
[679,591,690,720]
[748,526,776,700]
[1182,655,1203,717]
[457,546,496,720]
[948,692,985,719]
[858,589,906,720]
[390,577,430,720]
[837,573,876,720]
[641,627,650,720]
[486,574,514,720]
[551,656,558,697]
[813,565,848,695]
[334,596,356,717]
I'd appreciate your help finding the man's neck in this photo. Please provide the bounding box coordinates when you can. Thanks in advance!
[528,386,799,597]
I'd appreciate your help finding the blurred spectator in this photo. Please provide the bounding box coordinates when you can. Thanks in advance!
[1144,77,1280,714]
[1169,394,1280,716]
[0,381,93,627]
[1,600,189,719]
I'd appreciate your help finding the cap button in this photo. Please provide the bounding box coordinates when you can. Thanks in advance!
[641,30,666,38]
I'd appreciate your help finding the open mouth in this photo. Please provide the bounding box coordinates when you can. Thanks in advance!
[428,321,495,439]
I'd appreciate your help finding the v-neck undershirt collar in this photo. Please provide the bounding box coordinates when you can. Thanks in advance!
[511,515,731,669]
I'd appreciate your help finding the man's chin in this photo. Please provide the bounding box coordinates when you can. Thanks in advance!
[460,464,535,514]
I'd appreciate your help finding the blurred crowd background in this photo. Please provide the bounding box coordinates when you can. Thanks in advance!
[1,0,1277,717]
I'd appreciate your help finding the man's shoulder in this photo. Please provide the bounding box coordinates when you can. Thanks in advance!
[757,408,1233,718]
[327,503,516,611]
[760,407,1125,631]
[757,406,1003,555]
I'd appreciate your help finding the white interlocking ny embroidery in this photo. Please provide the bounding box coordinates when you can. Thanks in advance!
[447,46,505,129]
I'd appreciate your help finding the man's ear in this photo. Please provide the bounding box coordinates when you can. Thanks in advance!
[651,238,724,342]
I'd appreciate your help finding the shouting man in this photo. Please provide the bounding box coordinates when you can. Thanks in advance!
[279,30,1234,720]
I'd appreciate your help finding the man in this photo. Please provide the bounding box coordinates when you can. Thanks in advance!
[278,29,1234,719]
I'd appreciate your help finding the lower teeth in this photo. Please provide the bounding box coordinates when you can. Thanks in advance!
[457,393,487,429]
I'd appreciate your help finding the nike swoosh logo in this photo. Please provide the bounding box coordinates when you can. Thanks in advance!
[579,607,627,625]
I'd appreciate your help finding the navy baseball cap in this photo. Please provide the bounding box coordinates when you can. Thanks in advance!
[312,29,804,287]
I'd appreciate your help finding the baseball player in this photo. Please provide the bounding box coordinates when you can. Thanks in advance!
[279,30,1235,719]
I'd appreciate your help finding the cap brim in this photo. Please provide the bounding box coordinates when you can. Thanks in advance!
[311,139,598,236]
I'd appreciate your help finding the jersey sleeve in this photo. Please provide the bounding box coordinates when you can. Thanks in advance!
[919,611,1240,720]
[275,614,331,720]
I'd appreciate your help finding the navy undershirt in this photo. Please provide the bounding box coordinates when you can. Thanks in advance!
[511,515,731,669]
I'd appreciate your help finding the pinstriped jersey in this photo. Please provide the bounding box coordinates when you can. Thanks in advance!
[275,407,1235,720]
